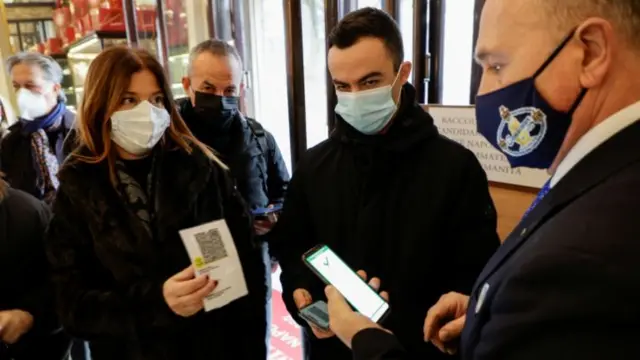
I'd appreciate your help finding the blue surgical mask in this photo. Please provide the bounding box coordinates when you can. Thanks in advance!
[335,71,401,135]
[475,29,587,169]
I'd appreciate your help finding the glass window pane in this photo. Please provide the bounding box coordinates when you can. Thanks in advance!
[18,22,38,50]
[164,0,189,98]
[249,0,292,172]
[134,0,160,56]
[44,20,56,40]
[357,0,382,9]
[9,35,20,52]
[399,0,414,83]
[302,0,328,149]
[441,0,474,105]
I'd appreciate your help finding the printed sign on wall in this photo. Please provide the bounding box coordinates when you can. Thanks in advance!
[425,105,548,189]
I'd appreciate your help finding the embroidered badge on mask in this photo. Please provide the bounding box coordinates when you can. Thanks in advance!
[496,105,547,157]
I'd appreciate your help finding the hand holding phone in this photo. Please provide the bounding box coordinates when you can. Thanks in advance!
[252,204,282,235]
[252,204,283,219]
[293,289,335,339]
[299,300,331,331]
[302,244,391,323]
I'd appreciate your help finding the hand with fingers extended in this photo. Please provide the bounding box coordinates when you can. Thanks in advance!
[424,292,469,355]
[163,266,218,317]
[325,270,390,348]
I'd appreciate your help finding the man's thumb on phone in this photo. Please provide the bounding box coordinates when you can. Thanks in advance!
[294,288,312,309]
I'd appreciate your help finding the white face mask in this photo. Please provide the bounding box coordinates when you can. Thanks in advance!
[334,67,403,135]
[17,87,53,120]
[111,100,171,156]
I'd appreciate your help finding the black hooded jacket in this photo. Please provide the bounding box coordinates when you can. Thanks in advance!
[271,84,500,360]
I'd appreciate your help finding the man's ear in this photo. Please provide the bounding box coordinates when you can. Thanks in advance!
[400,61,413,84]
[239,82,246,113]
[182,77,196,105]
[182,76,190,95]
[51,83,62,104]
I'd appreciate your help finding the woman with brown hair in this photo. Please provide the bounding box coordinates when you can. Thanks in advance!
[45,46,268,359]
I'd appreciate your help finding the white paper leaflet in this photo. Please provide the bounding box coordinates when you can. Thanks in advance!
[179,219,248,311]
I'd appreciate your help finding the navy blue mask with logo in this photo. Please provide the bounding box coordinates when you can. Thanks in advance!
[475,29,587,169]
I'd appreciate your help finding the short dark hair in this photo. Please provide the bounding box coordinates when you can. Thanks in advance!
[188,39,243,75]
[328,7,404,70]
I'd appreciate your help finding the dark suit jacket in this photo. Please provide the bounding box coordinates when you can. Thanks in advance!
[349,121,640,360]
[461,120,640,359]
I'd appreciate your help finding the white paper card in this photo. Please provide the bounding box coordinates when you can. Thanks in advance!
[179,219,248,311]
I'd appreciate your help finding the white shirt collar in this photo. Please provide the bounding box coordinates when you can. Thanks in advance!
[550,100,640,188]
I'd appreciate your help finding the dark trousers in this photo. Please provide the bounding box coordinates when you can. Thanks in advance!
[1,331,71,360]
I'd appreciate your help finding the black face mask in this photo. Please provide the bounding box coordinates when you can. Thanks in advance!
[193,91,240,130]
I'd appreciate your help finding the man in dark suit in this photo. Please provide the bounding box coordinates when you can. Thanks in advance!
[322,0,640,359]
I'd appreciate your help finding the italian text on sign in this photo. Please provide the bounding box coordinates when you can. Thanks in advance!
[426,105,548,188]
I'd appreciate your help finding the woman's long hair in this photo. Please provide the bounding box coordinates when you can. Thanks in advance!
[69,46,224,184]
[0,175,6,203]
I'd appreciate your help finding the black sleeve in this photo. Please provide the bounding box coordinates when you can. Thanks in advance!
[15,199,59,335]
[45,187,179,340]
[269,163,320,327]
[351,328,408,360]
[0,134,10,176]
[214,160,254,250]
[446,151,500,293]
[265,131,290,205]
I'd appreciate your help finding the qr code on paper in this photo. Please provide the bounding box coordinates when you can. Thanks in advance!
[195,229,228,264]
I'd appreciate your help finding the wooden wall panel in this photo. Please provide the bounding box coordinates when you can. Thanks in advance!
[489,184,536,241]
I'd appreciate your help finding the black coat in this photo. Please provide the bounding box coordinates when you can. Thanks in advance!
[0,108,74,199]
[45,145,268,360]
[0,186,70,359]
[177,98,290,210]
[271,84,500,360]
[352,120,640,360]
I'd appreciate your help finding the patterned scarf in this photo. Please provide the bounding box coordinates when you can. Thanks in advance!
[30,129,60,204]
[25,102,66,203]
[114,158,154,237]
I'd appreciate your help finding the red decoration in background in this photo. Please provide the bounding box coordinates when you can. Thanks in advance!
[44,0,188,54]
[271,290,303,360]
[164,0,187,48]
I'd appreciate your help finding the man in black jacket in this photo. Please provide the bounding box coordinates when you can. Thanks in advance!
[0,177,71,359]
[270,8,499,360]
[1,52,75,204]
[336,1,640,359]
[177,39,290,350]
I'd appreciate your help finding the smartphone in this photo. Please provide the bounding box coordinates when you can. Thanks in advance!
[299,300,330,330]
[302,244,390,323]
[252,204,283,219]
